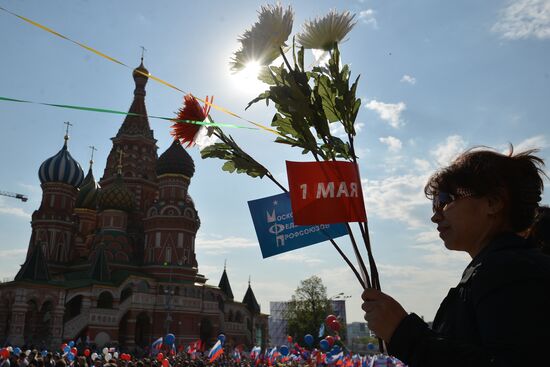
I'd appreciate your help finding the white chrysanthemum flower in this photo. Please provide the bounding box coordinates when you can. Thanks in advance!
[195,127,220,151]
[231,4,294,72]
[297,10,356,50]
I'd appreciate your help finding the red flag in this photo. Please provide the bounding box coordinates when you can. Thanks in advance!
[286,161,366,225]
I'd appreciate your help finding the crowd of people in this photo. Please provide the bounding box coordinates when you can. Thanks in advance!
[0,347,405,367]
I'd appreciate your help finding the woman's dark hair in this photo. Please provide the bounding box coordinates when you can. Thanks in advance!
[425,146,546,232]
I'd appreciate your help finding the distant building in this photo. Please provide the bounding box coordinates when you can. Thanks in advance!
[269,299,347,346]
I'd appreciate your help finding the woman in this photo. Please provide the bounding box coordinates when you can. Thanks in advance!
[362,148,550,366]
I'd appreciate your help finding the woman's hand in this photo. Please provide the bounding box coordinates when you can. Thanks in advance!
[362,288,408,342]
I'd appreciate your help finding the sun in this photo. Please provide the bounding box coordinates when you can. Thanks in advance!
[229,61,267,94]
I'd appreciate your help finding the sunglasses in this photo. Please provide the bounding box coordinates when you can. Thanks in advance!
[432,188,475,212]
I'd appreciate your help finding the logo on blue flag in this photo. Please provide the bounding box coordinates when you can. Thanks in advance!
[248,192,348,258]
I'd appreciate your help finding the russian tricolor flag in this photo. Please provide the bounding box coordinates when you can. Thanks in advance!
[208,340,224,363]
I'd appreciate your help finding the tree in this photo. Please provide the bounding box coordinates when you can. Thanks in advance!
[284,276,332,345]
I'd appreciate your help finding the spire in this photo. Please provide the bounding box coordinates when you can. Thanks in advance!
[88,145,97,171]
[117,58,153,139]
[89,245,111,282]
[15,245,50,282]
[63,121,73,148]
[218,266,234,300]
[243,281,261,313]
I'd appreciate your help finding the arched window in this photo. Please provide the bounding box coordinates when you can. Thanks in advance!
[97,291,113,309]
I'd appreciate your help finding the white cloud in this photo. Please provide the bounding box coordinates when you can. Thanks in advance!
[362,172,431,228]
[379,136,403,152]
[0,248,27,257]
[275,252,324,264]
[414,158,432,172]
[330,122,365,138]
[514,135,548,152]
[365,100,406,128]
[358,9,378,28]
[430,135,467,167]
[400,74,417,85]
[0,198,31,219]
[492,0,550,40]
[195,234,257,254]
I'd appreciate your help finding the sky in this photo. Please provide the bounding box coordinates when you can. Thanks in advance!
[0,0,549,325]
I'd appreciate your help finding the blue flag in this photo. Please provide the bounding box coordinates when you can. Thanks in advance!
[248,192,348,258]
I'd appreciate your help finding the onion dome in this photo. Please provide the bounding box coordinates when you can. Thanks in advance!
[156,139,195,178]
[38,139,84,187]
[132,58,149,81]
[97,174,135,212]
[76,165,100,209]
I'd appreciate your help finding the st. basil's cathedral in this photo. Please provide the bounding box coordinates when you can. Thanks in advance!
[0,60,268,351]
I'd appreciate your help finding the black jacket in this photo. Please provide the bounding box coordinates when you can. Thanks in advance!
[388,233,550,366]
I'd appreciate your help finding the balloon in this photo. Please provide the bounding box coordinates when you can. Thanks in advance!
[325,336,335,347]
[63,346,70,354]
[68,341,75,348]
[325,315,337,325]
[84,349,91,357]
[41,351,48,358]
[6,347,12,353]
[1,349,10,359]
[13,347,21,355]
[329,319,341,332]
[165,333,176,345]
[287,335,293,343]
[319,340,329,351]
[113,352,119,359]
[70,347,77,356]
[25,350,31,357]
[367,343,375,351]
[217,334,225,345]
[279,345,289,356]
[67,353,75,362]
[335,335,341,341]
[105,353,112,362]
[162,358,169,367]
[157,353,164,361]
[91,353,98,361]
[102,347,109,355]
[304,334,314,346]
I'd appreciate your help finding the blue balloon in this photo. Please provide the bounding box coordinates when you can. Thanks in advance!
[41,351,48,357]
[319,340,329,351]
[13,347,21,355]
[67,353,75,361]
[68,341,75,348]
[279,345,289,356]
[304,334,314,346]
[367,343,375,351]
[165,333,175,345]
[218,334,225,345]
[63,346,71,354]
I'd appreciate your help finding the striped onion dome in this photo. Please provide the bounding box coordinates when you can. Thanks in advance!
[97,174,135,212]
[38,141,84,187]
[76,166,100,209]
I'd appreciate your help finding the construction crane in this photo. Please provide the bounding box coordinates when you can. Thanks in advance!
[0,190,28,202]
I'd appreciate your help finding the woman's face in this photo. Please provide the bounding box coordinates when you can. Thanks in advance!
[431,191,494,256]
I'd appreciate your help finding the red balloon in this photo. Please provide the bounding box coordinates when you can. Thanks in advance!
[71,347,78,356]
[294,343,300,349]
[329,319,341,332]
[1,349,9,359]
[157,353,164,361]
[287,335,293,343]
[335,335,341,341]
[325,315,337,325]
[162,358,169,367]
[325,336,335,347]
[84,349,91,357]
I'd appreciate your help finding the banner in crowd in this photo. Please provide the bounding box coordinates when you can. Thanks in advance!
[248,192,348,258]
[286,161,367,225]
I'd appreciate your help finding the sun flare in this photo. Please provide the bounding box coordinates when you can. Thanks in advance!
[230,61,266,94]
